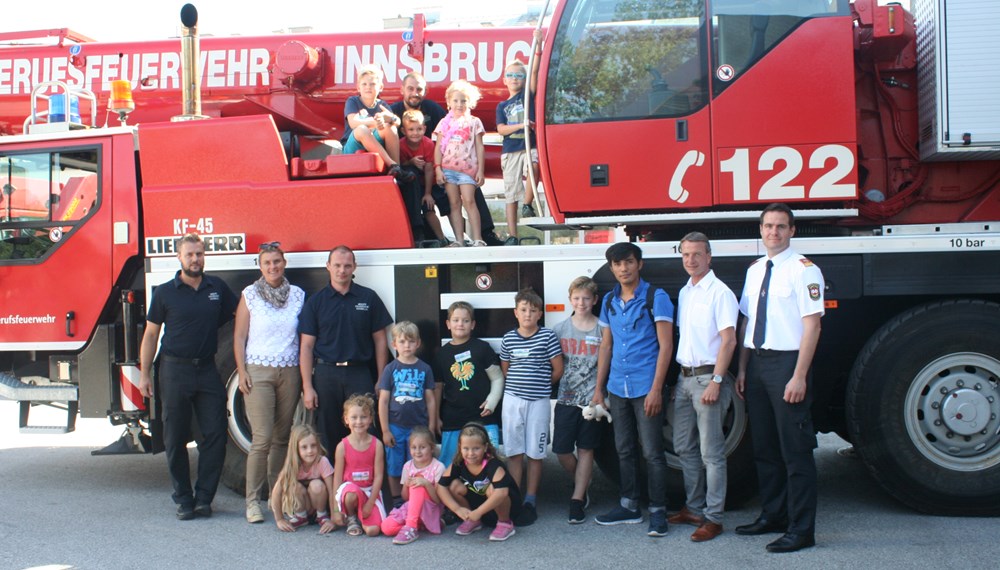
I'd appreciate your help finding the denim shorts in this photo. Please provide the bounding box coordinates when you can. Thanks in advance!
[442,168,477,186]
[440,424,500,467]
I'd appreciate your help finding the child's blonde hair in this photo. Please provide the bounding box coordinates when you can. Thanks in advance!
[447,300,475,320]
[408,425,436,456]
[391,320,420,343]
[452,422,502,466]
[505,59,527,74]
[356,64,384,86]
[568,276,598,297]
[445,80,482,110]
[343,393,376,419]
[401,109,425,127]
[276,424,327,516]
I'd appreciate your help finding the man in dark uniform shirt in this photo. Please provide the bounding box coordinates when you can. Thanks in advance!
[139,234,239,520]
[390,71,501,246]
[299,245,393,453]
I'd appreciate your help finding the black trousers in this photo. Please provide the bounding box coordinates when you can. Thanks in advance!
[398,169,496,241]
[159,358,228,507]
[313,363,377,457]
[746,350,818,535]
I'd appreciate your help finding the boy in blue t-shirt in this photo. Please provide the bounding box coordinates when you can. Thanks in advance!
[496,29,544,244]
[378,321,437,508]
[499,288,563,526]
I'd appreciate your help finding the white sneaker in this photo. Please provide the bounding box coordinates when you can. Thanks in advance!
[246,501,264,524]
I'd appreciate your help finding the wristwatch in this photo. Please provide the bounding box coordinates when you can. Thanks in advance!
[711,374,724,384]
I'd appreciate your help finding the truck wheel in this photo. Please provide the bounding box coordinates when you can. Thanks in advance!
[593,393,756,509]
[847,300,1000,515]
[664,393,757,508]
[215,323,250,496]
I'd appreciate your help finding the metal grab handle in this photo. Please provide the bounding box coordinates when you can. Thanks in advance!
[524,0,553,217]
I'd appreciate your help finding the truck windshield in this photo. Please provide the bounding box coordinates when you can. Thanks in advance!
[545,0,708,124]
[0,148,99,262]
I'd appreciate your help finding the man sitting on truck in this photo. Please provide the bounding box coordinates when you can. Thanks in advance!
[390,71,502,246]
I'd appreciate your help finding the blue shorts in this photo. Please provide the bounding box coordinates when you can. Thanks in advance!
[386,424,412,477]
[343,128,385,154]
[442,168,477,186]
[440,424,500,468]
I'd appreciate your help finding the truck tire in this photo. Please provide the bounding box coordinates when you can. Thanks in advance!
[664,393,757,508]
[215,323,250,497]
[847,300,1000,515]
[593,393,756,509]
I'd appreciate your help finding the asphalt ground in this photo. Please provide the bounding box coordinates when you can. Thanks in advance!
[1,401,995,570]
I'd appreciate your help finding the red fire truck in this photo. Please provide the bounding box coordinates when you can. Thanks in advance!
[1,0,997,516]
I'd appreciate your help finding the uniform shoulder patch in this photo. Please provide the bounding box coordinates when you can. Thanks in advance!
[808,283,821,301]
[799,258,814,267]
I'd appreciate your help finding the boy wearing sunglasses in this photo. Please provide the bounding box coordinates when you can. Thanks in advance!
[495,33,543,245]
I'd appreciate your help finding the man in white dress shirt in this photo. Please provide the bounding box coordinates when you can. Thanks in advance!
[668,232,738,543]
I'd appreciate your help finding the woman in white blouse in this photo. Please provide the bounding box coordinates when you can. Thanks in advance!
[234,242,305,524]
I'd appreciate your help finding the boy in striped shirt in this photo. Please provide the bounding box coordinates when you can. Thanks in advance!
[500,288,564,526]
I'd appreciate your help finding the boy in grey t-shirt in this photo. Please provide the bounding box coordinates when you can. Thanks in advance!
[551,277,602,524]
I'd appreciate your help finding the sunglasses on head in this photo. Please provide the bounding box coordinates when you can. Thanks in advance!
[258,241,281,251]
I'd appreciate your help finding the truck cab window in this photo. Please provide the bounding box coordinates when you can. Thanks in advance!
[545,0,708,124]
[710,0,848,96]
[0,149,100,262]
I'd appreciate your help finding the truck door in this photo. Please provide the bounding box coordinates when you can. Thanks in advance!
[0,142,111,351]
[539,0,712,217]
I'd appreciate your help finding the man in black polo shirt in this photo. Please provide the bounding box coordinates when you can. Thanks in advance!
[138,234,239,520]
[299,245,393,453]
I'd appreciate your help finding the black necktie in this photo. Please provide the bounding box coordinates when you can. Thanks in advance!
[752,260,773,349]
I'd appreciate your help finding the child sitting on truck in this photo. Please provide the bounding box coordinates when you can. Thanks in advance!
[342,64,414,183]
[399,109,447,244]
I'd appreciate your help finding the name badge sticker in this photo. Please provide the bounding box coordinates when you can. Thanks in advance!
[585,335,601,346]
[454,350,472,363]
[512,348,531,358]
[352,470,371,482]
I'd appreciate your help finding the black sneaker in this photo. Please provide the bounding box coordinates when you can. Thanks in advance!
[595,505,642,526]
[521,203,537,218]
[389,164,416,183]
[647,510,668,537]
[194,503,213,518]
[482,231,505,247]
[515,503,538,527]
[569,499,586,524]
[504,236,519,246]
[176,504,196,521]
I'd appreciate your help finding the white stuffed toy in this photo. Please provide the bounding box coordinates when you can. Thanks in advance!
[581,403,613,423]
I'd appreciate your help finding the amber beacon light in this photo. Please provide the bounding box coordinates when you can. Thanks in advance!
[109,79,135,124]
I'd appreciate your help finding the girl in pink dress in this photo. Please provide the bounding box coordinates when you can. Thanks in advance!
[381,426,446,544]
[332,394,386,537]
[433,80,486,247]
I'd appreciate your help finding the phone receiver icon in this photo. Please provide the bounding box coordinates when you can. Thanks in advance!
[669,150,705,204]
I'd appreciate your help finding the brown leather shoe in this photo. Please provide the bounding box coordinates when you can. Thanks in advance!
[691,522,723,542]
[667,507,704,526]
